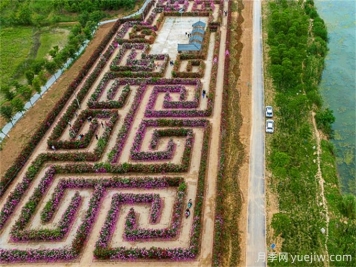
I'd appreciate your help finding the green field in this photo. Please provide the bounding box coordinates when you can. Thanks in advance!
[0,27,33,91]
[0,26,71,104]
[36,27,71,60]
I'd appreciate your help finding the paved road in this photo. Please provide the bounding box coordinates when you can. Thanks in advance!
[246,0,266,266]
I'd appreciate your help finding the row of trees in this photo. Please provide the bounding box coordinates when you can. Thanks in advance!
[53,0,136,13]
[267,1,356,264]
[266,0,337,262]
[0,0,136,27]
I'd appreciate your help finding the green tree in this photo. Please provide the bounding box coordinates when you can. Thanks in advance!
[16,4,32,25]
[30,59,46,74]
[0,104,14,125]
[25,70,35,85]
[38,70,48,89]
[49,45,59,59]
[32,76,42,97]
[78,11,90,27]
[45,61,58,77]
[315,108,335,137]
[0,85,15,101]
[83,21,97,39]
[18,85,34,106]
[11,97,25,115]
[339,194,356,219]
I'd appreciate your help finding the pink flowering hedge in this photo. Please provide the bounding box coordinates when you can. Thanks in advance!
[213,1,231,265]
[130,120,194,161]
[109,59,168,78]
[88,76,131,109]
[144,80,203,117]
[0,113,117,230]
[92,123,211,260]
[150,128,193,149]
[129,25,157,43]
[0,174,104,262]
[162,85,200,109]
[0,175,185,263]
[111,43,149,70]
[102,79,203,164]
[0,119,210,262]
[0,18,127,196]
[47,110,117,149]
[0,1,223,262]
[172,57,206,78]
[94,183,185,258]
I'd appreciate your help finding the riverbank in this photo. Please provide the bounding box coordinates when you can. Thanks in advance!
[314,0,356,195]
[263,0,356,265]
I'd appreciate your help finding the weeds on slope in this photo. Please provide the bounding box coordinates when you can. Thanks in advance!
[213,0,244,266]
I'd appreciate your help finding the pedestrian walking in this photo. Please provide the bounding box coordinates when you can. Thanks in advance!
[95,134,99,140]
[185,209,190,218]
[185,32,187,35]
[51,145,56,151]
[202,89,206,98]
[88,116,92,122]
[79,134,84,140]
[187,199,192,209]
[101,122,104,128]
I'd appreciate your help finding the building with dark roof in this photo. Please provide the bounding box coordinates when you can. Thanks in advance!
[178,21,206,52]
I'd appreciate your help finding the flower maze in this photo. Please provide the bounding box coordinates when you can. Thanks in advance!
[0,0,229,265]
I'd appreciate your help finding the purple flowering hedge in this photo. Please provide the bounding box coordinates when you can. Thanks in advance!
[130,118,194,161]
[109,59,168,78]
[129,25,157,44]
[0,118,210,262]
[87,76,131,109]
[92,124,210,261]
[111,43,149,70]
[172,56,206,78]
[0,174,186,263]
[162,85,200,109]
[105,78,204,163]
[94,183,185,258]
[0,18,127,196]
[47,110,117,149]
[213,1,231,266]
[0,112,117,230]
[144,80,204,118]
[0,0,222,262]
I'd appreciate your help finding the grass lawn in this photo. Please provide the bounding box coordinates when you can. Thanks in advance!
[36,27,72,60]
[0,27,33,101]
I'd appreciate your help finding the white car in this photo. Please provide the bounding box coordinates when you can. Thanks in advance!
[266,119,274,133]
[266,106,273,118]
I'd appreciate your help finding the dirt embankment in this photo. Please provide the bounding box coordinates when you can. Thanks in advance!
[236,1,253,265]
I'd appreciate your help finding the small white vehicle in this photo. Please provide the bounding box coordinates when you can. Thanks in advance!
[265,106,273,118]
[266,119,274,133]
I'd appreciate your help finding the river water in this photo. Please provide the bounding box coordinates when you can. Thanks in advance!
[314,0,356,194]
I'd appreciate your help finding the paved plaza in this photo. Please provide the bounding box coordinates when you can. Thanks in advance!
[150,17,208,60]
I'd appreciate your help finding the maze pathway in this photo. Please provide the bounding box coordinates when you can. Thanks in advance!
[0,0,229,265]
